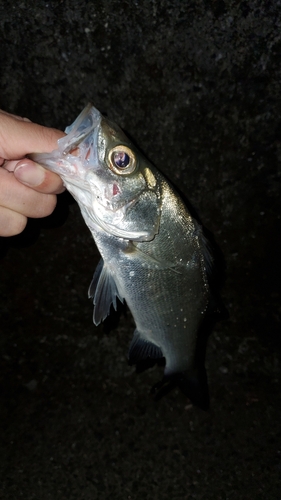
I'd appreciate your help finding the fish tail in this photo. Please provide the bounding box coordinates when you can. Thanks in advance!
[176,368,209,410]
[152,366,209,411]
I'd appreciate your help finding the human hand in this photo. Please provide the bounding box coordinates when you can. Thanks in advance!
[0,109,65,236]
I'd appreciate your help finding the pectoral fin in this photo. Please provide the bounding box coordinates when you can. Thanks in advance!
[124,242,180,273]
[88,259,123,325]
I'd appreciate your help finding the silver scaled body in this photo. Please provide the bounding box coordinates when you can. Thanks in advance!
[31,105,212,408]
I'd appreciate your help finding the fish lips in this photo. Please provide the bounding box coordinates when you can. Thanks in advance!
[29,104,102,177]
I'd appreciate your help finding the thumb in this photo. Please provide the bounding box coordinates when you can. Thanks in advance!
[14,159,65,194]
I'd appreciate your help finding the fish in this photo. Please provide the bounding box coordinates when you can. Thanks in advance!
[31,104,215,410]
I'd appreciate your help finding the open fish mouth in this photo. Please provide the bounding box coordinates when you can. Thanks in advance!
[29,104,102,177]
[58,104,101,156]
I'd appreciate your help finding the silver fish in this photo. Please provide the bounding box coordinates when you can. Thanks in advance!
[31,104,214,409]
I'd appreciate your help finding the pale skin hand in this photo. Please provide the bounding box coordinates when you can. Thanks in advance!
[0,110,65,236]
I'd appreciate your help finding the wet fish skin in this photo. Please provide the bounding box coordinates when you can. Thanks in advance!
[31,104,213,409]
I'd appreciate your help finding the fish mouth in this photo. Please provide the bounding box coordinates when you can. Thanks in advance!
[29,104,102,176]
[59,104,101,155]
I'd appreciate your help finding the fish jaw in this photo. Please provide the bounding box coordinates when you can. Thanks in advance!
[30,104,162,242]
[30,104,102,181]
[29,104,131,222]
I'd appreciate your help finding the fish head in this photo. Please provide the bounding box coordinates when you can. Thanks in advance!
[31,105,162,241]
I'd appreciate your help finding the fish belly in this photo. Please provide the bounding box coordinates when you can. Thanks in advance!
[125,265,206,370]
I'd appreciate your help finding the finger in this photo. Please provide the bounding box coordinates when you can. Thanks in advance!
[0,205,27,236]
[0,113,65,160]
[0,109,31,122]
[0,169,57,218]
[2,160,19,172]
[13,159,65,194]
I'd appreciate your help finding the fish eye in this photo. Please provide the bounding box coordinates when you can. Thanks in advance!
[108,146,136,175]
[113,151,130,168]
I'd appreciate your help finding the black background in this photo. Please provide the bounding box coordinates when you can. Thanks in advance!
[0,1,280,498]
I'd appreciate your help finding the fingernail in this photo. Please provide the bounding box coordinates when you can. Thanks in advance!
[14,161,46,187]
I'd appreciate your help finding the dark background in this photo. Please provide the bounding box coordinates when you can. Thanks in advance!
[0,1,280,498]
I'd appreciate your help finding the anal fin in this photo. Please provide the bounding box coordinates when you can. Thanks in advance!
[128,332,163,364]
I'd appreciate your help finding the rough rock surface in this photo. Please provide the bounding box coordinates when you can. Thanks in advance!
[0,1,280,498]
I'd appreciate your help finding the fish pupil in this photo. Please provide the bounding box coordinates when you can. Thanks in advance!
[113,151,130,169]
